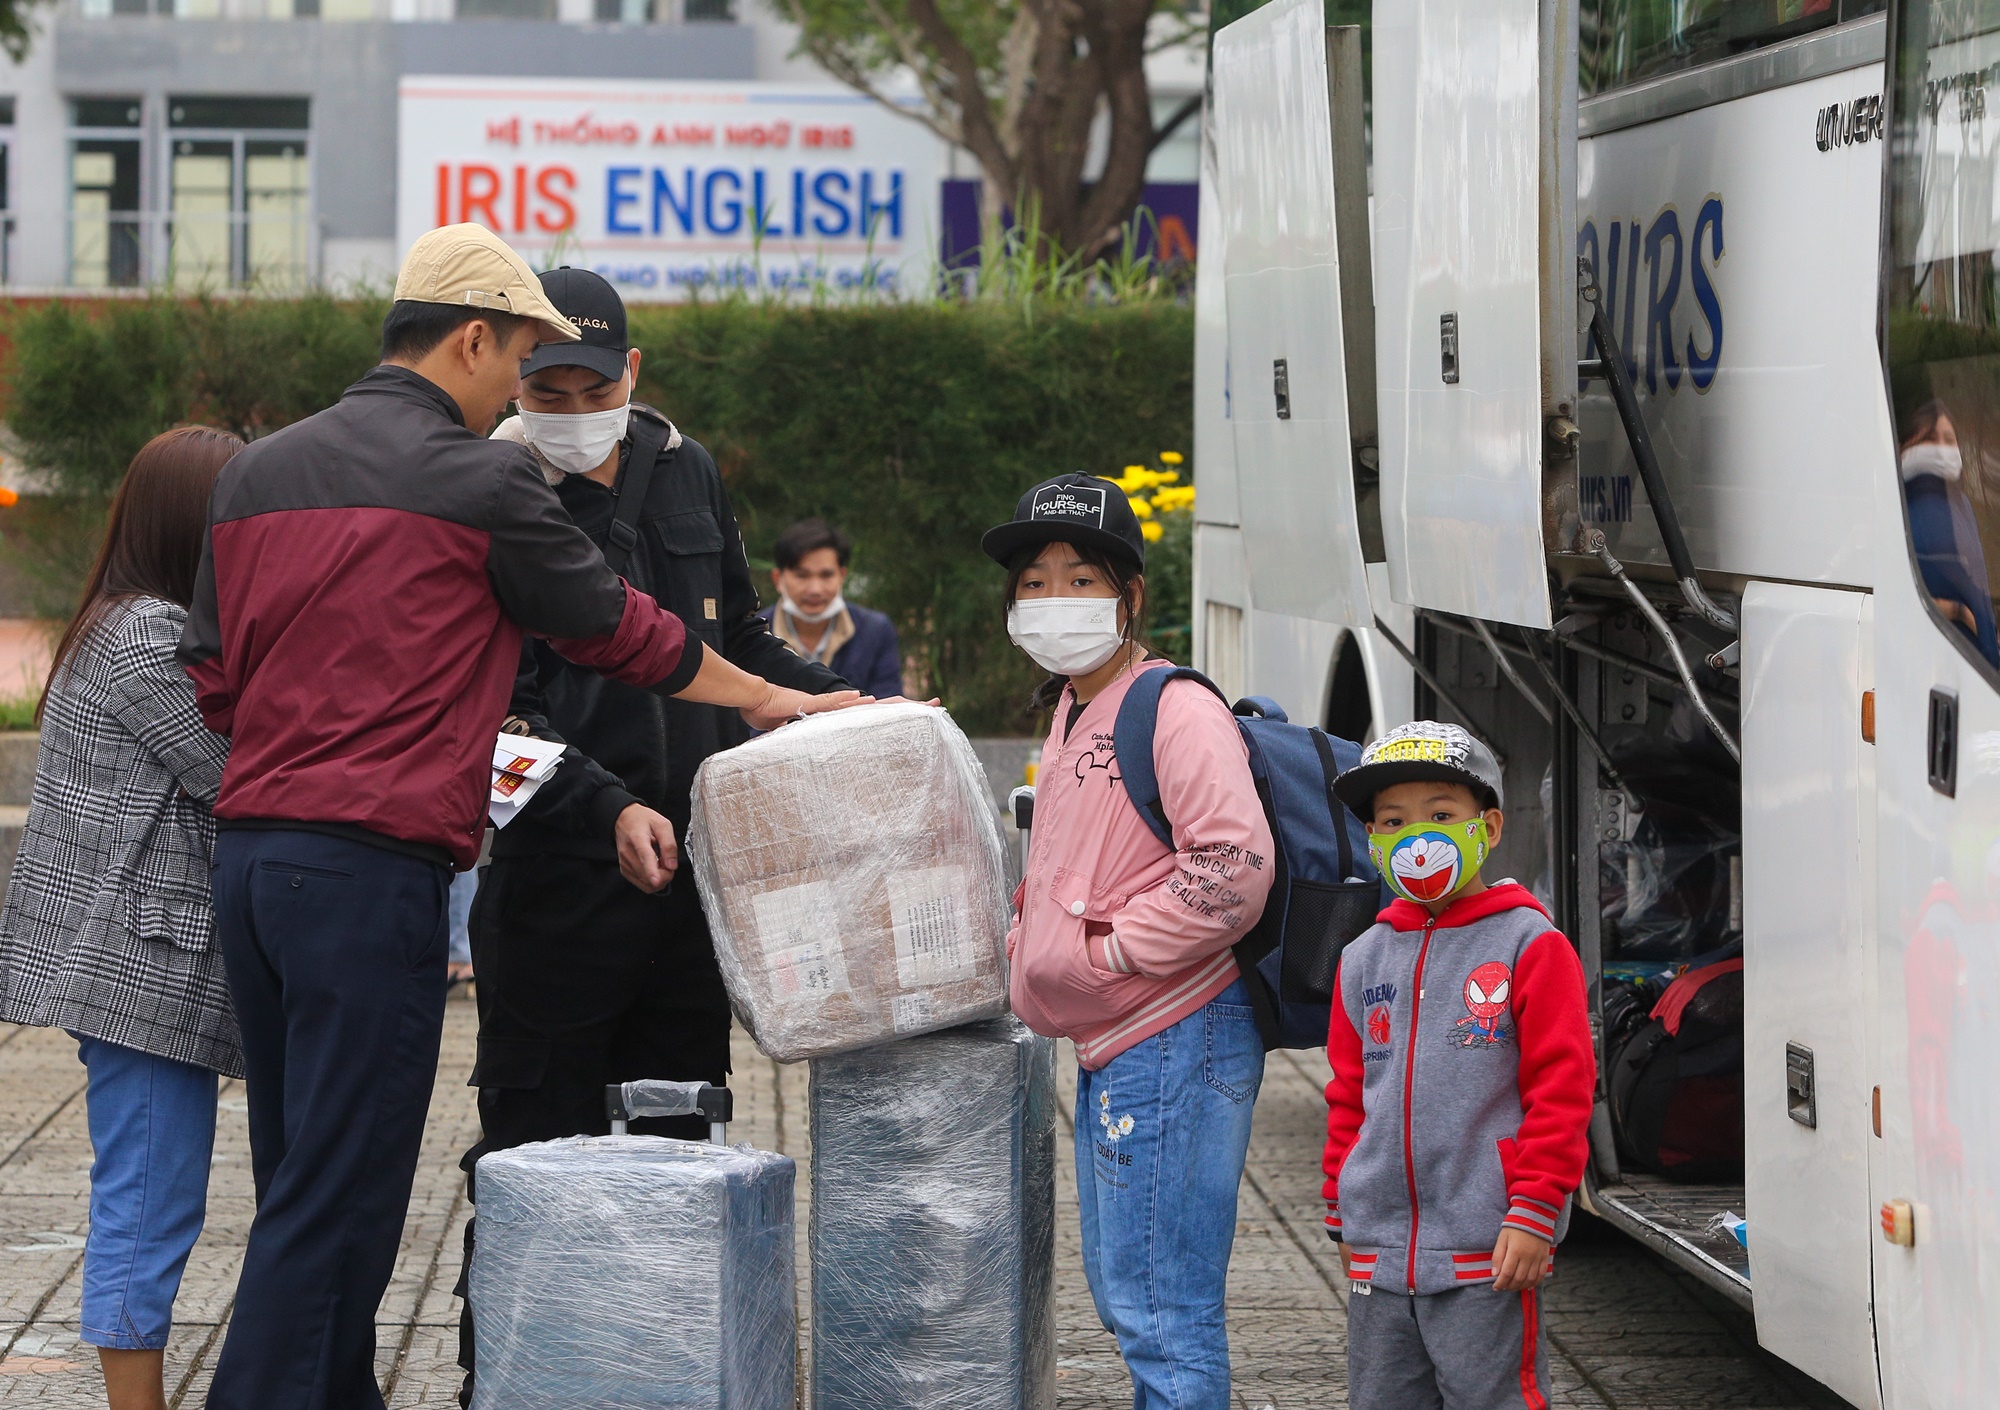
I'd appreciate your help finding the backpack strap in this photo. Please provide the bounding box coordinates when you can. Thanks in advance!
[1111,665,1229,849]
[1234,696,1289,722]
[602,412,671,576]
[1309,729,1357,880]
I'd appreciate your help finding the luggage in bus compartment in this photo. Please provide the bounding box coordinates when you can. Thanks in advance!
[468,1135,796,1410]
[687,702,1012,1062]
[808,1018,1058,1410]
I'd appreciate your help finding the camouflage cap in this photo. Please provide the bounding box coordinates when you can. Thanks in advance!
[1333,720,1504,814]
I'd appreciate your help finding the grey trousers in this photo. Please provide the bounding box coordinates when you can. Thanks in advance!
[1347,1281,1551,1410]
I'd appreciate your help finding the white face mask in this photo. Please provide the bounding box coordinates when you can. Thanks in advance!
[517,401,631,476]
[1901,442,1964,484]
[781,593,846,625]
[1007,597,1125,676]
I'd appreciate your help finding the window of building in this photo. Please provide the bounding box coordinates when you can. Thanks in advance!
[69,99,144,288]
[167,97,310,290]
[1580,0,1884,96]
[457,0,556,16]
[1886,0,2000,673]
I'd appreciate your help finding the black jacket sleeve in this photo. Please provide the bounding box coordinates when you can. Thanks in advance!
[504,637,643,841]
[710,475,850,694]
[485,450,702,696]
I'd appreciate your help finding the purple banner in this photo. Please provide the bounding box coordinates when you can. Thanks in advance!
[939,179,1199,268]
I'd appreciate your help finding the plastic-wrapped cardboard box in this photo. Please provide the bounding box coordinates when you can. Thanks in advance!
[470,1136,795,1410]
[688,703,1011,1061]
[808,1018,1057,1410]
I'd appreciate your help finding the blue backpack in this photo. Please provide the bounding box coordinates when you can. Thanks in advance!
[1113,668,1388,1049]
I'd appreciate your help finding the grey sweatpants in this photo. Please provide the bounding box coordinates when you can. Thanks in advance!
[1347,1281,1550,1410]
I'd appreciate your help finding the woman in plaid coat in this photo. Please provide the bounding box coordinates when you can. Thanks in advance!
[0,426,243,1410]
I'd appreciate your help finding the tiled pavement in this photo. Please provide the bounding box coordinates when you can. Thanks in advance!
[0,994,1852,1408]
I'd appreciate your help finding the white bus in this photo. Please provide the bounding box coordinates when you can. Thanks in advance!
[1196,0,1997,1404]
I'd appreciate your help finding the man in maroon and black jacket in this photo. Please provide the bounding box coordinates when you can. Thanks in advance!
[178,224,853,1410]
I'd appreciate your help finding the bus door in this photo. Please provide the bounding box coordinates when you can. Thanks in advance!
[1210,0,1373,630]
[1738,583,1883,1409]
[1874,2,2000,1403]
[1371,0,1575,630]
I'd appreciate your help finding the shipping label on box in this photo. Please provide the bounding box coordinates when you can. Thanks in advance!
[886,865,977,988]
[752,882,851,1004]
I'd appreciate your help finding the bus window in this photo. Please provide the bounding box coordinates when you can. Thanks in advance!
[1887,0,2000,671]
[1581,0,1884,96]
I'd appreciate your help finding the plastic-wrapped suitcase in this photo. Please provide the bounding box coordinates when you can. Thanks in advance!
[469,1081,794,1410]
[808,1018,1057,1410]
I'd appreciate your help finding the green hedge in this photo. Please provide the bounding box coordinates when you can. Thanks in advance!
[3,295,1193,733]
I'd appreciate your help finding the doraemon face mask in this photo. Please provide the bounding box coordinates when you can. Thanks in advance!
[1367,816,1491,906]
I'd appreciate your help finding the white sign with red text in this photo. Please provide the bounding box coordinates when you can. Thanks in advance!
[396,76,948,300]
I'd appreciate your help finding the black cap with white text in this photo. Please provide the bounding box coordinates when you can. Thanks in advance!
[519,266,630,383]
[981,473,1146,571]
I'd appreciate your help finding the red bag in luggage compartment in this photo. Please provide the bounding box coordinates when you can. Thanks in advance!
[1607,959,1745,1182]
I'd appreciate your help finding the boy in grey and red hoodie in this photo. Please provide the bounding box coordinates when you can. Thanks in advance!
[1323,722,1595,1410]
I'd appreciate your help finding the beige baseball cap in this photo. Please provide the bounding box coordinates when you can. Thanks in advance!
[393,224,580,343]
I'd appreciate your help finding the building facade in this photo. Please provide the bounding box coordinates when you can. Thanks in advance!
[0,1,1200,293]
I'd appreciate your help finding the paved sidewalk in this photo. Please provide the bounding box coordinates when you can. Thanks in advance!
[1,994,1848,1408]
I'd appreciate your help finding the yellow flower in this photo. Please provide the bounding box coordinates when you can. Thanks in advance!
[1111,465,1182,493]
[1141,520,1164,543]
[1159,451,1184,465]
[1128,496,1154,519]
[1151,486,1196,513]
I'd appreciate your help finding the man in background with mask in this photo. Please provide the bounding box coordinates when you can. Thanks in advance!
[457,267,851,1399]
[759,517,904,699]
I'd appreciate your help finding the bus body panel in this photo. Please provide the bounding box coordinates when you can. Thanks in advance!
[1577,61,1886,591]
[1374,0,1553,628]
[1193,523,1249,702]
[1193,101,1239,531]
[1871,353,2000,1410]
[1213,0,1374,628]
[1739,581,1882,1409]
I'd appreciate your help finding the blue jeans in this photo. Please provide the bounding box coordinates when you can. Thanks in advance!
[1074,978,1265,1410]
[73,1035,218,1350]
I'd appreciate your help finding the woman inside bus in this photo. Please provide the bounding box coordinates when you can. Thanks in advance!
[984,473,1274,1410]
[1901,399,1999,667]
[0,426,243,1410]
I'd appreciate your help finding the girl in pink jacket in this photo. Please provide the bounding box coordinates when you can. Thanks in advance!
[983,474,1276,1410]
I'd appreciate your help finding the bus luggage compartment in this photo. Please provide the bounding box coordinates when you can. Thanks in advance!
[1415,596,1751,1303]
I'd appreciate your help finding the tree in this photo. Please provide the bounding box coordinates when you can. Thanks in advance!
[777,0,1203,259]
[0,0,44,60]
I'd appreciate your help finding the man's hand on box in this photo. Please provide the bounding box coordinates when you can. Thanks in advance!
[740,685,868,732]
[615,803,678,893]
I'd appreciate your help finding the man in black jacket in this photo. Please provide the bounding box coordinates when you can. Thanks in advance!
[455,268,848,1393]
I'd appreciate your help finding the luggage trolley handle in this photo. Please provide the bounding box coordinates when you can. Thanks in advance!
[1008,784,1035,877]
[605,1080,734,1146]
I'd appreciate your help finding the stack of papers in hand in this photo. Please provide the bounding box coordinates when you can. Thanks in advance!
[490,735,565,828]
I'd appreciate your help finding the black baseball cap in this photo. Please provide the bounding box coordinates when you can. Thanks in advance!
[981,474,1146,571]
[519,266,629,383]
